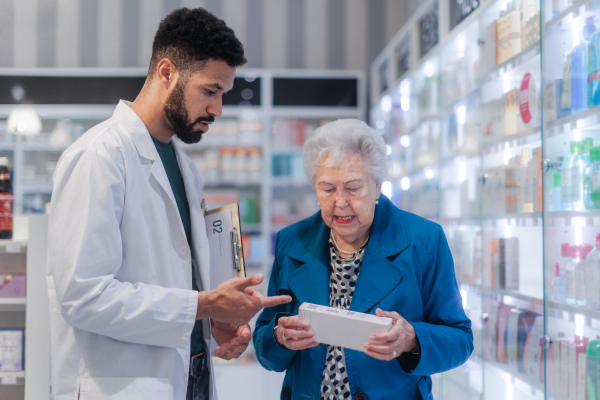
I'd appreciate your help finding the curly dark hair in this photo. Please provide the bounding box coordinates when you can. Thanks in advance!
[149,7,246,78]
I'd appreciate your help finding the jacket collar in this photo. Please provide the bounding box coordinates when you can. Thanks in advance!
[286,195,410,263]
[286,195,411,313]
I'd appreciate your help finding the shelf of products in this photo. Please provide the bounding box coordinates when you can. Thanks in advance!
[371,0,600,398]
[0,69,364,392]
[0,216,50,398]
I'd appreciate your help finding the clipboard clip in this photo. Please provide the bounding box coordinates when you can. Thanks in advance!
[231,227,241,272]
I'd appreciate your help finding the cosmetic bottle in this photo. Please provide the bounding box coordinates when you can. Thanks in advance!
[572,18,597,113]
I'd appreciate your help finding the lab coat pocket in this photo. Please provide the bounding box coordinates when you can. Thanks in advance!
[78,377,172,400]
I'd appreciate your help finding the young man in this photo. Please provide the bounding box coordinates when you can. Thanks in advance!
[47,8,290,400]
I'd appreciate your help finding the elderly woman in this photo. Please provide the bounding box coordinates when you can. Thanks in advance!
[253,119,473,400]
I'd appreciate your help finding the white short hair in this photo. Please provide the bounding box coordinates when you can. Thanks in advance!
[302,119,388,185]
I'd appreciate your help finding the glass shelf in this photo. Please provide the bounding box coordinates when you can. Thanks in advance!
[480,41,541,85]
[545,0,596,28]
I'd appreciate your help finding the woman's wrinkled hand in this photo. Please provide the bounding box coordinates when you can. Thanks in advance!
[275,316,320,351]
[363,309,420,361]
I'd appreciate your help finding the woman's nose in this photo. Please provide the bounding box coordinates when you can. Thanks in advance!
[335,197,348,208]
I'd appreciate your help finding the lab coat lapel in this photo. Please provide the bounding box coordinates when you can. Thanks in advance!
[172,140,211,291]
[115,100,187,244]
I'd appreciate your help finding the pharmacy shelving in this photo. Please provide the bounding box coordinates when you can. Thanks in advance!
[366,0,600,398]
[0,67,364,280]
[0,216,50,400]
[0,69,364,399]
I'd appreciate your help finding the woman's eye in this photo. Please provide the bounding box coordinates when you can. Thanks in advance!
[206,90,216,96]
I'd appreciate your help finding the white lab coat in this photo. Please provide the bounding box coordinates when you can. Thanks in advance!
[47,100,217,400]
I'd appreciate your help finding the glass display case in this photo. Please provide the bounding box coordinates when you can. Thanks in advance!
[369,0,600,398]
[543,2,600,400]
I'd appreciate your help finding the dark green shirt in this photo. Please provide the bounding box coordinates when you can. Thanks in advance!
[151,135,204,356]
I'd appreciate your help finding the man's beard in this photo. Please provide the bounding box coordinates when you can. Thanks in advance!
[163,80,215,144]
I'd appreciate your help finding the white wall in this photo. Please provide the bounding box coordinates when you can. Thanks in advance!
[0,0,422,74]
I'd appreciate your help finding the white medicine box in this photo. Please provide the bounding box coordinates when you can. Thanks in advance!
[298,303,393,352]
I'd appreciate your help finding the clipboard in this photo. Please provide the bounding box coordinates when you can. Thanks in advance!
[204,202,246,290]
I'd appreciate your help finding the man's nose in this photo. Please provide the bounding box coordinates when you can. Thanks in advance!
[207,96,223,118]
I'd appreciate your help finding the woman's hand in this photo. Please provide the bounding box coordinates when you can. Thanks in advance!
[363,309,420,361]
[274,316,320,350]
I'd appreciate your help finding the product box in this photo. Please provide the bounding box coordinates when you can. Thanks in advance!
[0,275,26,298]
[588,340,600,400]
[570,338,590,400]
[0,329,24,372]
[544,80,571,122]
[484,303,500,361]
[553,338,570,396]
[496,11,521,64]
[298,303,393,352]
[492,238,519,290]
[578,353,587,400]
[505,89,520,136]
[561,339,571,399]
[530,147,543,212]
[523,316,544,384]
[506,309,537,374]
[496,304,515,363]
[491,240,500,288]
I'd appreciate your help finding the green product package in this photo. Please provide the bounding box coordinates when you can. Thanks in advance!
[583,137,594,153]
[588,340,600,400]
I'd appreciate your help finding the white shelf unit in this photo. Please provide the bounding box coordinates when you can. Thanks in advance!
[0,68,365,284]
[0,69,364,399]
[0,215,49,400]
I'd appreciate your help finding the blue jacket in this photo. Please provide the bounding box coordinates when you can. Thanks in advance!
[253,195,473,400]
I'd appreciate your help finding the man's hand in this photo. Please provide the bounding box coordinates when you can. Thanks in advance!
[196,273,292,326]
[212,320,251,360]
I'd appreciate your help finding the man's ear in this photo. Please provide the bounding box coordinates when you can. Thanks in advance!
[155,58,179,90]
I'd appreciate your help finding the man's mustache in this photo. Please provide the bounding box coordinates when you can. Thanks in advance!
[193,115,215,124]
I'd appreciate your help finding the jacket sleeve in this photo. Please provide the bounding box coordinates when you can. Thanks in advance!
[252,233,297,372]
[48,147,197,350]
[409,225,474,376]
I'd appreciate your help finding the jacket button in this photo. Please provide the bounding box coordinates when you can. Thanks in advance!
[355,392,367,400]
[179,246,188,255]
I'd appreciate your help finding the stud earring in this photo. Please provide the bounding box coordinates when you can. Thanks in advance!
[317,202,320,206]
[376,199,379,204]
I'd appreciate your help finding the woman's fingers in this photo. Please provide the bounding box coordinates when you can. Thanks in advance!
[281,328,314,339]
[375,308,401,320]
[284,337,318,350]
[280,316,310,329]
[364,348,397,361]
[369,323,401,342]
[363,342,396,354]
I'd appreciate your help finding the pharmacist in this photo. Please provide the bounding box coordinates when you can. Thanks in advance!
[254,119,473,400]
[47,8,290,400]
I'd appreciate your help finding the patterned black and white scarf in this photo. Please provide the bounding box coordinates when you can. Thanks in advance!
[320,235,367,400]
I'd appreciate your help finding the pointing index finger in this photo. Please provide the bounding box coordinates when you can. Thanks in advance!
[258,294,292,308]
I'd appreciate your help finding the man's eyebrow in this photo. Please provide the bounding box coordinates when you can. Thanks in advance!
[206,83,225,90]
